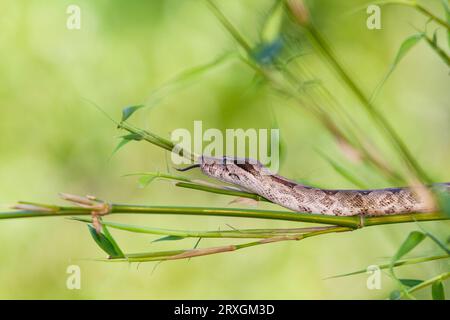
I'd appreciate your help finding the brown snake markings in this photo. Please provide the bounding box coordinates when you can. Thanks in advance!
[183,156,450,217]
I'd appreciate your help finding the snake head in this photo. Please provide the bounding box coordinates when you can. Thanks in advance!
[199,156,272,183]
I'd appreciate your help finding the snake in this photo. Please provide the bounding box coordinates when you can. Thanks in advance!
[179,156,450,217]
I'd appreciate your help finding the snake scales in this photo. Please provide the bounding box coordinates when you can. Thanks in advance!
[179,156,450,217]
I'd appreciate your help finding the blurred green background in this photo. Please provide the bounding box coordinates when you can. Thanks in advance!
[0,0,448,299]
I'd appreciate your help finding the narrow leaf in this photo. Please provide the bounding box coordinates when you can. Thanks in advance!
[110,133,143,157]
[111,139,133,157]
[391,34,424,67]
[424,33,450,67]
[327,255,449,279]
[399,279,424,288]
[391,231,426,267]
[121,133,144,141]
[424,232,450,255]
[102,225,124,258]
[138,52,234,116]
[442,0,450,49]
[371,33,424,102]
[87,225,122,258]
[138,175,157,188]
[121,105,145,122]
[390,232,427,283]
[431,280,445,300]
[152,235,185,243]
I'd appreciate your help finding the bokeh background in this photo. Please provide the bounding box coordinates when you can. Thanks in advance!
[0,0,448,299]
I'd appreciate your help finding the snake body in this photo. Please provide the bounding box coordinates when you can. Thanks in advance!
[193,156,450,217]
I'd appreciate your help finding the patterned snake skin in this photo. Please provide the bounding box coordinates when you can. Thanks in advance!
[195,156,450,216]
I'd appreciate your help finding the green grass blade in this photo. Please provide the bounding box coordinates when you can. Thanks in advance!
[397,272,450,299]
[205,0,253,54]
[443,0,450,49]
[416,223,450,254]
[175,181,269,202]
[122,105,145,122]
[326,254,448,279]
[110,134,143,157]
[305,23,432,184]
[390,231,426,270]
[101,225,125,258]
[425,232,450,255]
[138,175,157,188]
[399,279,424,288]
[389,231,427,298]
[431,280,445,300]
[121,53,235,122]
[87,224,123,258]
[371,33,424,102]
[152,235,185,243]
[424,32,450,67]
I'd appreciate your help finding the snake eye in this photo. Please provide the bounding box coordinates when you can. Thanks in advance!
[229,172,240,180]
[175,164,200,172]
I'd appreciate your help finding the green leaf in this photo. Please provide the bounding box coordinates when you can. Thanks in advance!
[371,33,424,102]
[391,231,426,265]
[110,133,143,157]
[326,255,449,279]
[138,175,157,188]
[152,235,185,243]
[416,223,450,254]
[121,53,234,121]
[389,290,402,300]
[442,0,450,49]
[111,139,133,157]
[391,34,424,66]
[87,224,122,258]
[121,133,143,141]
[423,231,450,255]
[433,29,438,46]
[122,105,144,122]
[424,33,450,67]
[432,280,445,300]
[326,255,450,279]
[399,279,424,288]
[102,225,124,258]
[390,231,426,280]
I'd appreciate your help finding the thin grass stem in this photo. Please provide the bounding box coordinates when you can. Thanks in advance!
[104,226,351,262]
[72,217,338,239]
[3,199,449,228]
[304,23,433,183]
